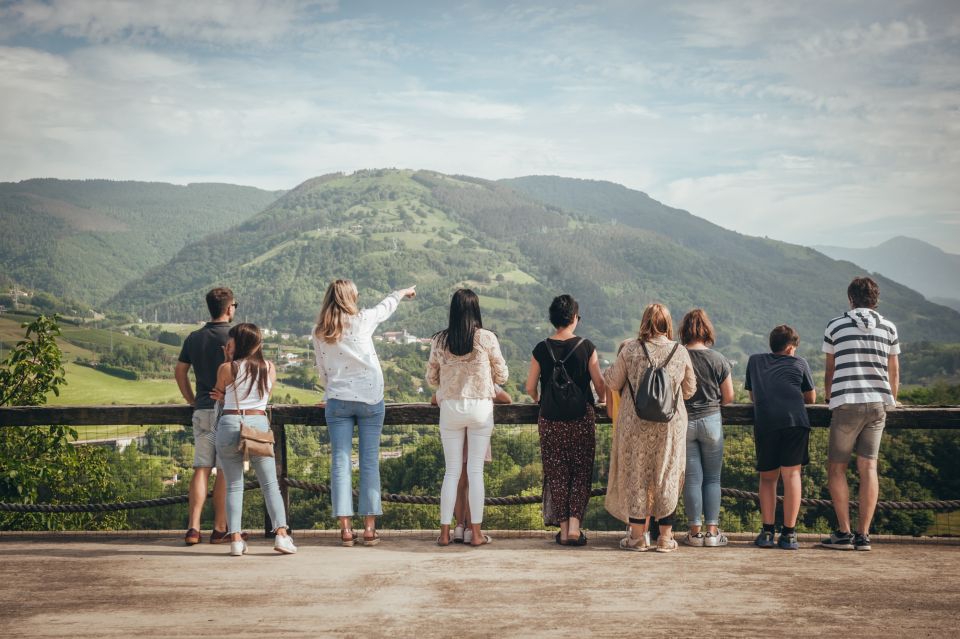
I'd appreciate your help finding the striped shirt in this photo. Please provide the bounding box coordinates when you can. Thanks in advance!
[822,308,900,409]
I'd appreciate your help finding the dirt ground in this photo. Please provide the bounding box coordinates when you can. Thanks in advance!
[1,532,957,638]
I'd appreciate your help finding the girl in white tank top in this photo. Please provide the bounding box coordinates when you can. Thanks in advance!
[212,322,295,556]
[224,360,273,412]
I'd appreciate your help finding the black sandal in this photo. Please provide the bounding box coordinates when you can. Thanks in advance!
[566,531,588,547]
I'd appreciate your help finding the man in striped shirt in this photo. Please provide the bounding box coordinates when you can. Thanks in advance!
[821,277,900,551]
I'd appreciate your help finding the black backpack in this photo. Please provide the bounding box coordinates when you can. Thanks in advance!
[539,338,587,420]
[626,340,681,423]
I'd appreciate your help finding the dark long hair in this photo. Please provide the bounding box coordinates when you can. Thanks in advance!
[433,289,483,356]
[229,323,271,399]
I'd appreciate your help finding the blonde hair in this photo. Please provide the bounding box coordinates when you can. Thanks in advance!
[314,279,359,343]
[638,303,673,342]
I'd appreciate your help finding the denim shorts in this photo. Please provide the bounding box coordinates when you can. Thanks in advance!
[828,402,886,463]
[192,408,219,468]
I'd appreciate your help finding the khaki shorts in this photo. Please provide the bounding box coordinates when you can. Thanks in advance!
[828,402,887,463]
[192,408,219,468]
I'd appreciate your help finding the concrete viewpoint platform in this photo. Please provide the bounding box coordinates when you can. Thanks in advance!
[2,531,958,638]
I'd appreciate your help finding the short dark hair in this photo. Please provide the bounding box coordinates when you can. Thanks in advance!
[548,294,579,328]
[679,308,716,346]
[205,287,234,318]
[769,324,799,353]
[848,276,880,309]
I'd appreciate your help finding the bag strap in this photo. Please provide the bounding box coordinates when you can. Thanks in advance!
[543,339,559,364]
[558,337,585,364]
[640,340,679,368]
[662,342,680,367]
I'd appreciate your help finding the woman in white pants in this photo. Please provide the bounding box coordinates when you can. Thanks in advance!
[427,289,509,547]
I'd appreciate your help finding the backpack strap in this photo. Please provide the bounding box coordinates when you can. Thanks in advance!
[558,337,585,364]
[542,340,559,363]
[662,342,680,367]
[640,340,679,368]
[543,337,584,364]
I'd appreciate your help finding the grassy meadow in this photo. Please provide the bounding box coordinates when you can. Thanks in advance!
[1,315,320,407]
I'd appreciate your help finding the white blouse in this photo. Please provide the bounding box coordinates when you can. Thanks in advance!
[313,291,403,404]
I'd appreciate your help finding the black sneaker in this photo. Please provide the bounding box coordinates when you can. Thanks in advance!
[820,530,855,550]
[754,530,775,548]
[854,532,872,551]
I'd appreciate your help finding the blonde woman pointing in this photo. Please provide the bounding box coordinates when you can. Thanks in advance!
[313,280,416,546]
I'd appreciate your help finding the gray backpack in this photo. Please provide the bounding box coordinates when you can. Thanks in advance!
[626,341,680,423]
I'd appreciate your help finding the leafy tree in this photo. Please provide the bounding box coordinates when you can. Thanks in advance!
[157,330,182,347]
[0,315,125,530]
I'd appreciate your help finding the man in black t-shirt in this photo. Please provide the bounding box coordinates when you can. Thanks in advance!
[744,325,816,551]
[175,287,236,545]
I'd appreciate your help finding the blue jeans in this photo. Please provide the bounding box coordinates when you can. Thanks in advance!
[326,398,386,517]
[684,412,724,526]
[215,414,287,534]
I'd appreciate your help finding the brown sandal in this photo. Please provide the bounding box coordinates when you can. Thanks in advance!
[184,528,201,545]
[340,528,355,547]
[363,529,381,546]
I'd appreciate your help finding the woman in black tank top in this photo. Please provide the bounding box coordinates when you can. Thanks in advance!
[525,295,606,546]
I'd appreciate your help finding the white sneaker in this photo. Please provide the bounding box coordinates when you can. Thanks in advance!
[229,540,247,556]
[684,532,705,547]
[704,531,729,547]
[273,534,297,554]
[463,528,473,544]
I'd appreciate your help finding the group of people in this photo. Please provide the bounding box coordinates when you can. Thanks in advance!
[175,276,899,557]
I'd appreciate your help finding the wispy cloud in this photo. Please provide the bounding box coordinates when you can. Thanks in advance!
[0,0,339,45]
[0,0,957,251]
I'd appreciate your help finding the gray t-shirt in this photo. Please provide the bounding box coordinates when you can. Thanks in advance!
[684,348,732,420]
[178,321,231,409]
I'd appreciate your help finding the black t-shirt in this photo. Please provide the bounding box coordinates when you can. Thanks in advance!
[532,337,596,418]
[744,353,815,432]
[178,321,231,409]
[685,348,732,420]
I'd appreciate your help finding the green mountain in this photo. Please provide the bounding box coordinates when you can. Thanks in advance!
[0,179,281,305]
[815,236,960,313]
[500,175,960,344]
[113,170,960,366]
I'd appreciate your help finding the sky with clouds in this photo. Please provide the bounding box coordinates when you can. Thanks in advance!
[1,0,958,251]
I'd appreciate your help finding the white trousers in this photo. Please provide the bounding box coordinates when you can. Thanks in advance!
[439,398,494,525]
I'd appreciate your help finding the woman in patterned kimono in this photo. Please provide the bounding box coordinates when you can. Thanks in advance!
[603,303,697,553]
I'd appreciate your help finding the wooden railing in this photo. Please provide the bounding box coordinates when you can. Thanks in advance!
[2,403,959,428]
[3,404,959,535]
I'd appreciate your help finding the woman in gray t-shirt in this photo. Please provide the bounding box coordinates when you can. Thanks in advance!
[679,309,733,548]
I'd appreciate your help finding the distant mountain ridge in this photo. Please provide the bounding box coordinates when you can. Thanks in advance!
[0,179,282,305]
[815,236,960,312]
[111,169,960,361]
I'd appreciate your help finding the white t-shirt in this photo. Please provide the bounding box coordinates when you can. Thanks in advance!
[313,292,402,404]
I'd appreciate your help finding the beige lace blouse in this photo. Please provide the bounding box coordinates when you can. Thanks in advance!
[426,328,509,401]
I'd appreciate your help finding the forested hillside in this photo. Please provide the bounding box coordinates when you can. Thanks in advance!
[501,175,960,347]
[113,169,960,377]
[0,179,281,305]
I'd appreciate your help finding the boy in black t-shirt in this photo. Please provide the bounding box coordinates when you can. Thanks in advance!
[744,325,816,550]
